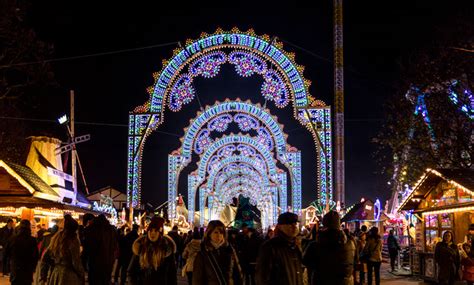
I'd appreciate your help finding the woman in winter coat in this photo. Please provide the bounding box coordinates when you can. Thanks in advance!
[435,230,460,285]
[44,215,84,285]
[182,230,202,285]
[192,220,243,285]
[364,227,382,285]
[128,216,177,285]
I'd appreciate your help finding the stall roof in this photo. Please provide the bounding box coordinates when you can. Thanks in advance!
[1,161,59,197]
[399,168,474,212]
[342,199,387,222]
[0,160,94,214]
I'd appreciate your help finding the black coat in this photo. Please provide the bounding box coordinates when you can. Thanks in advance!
[119,230,139,265]
[435,241,460,282]
[192,243,243,285]
[83,219,118,280]
[5,230,39,284]
[128,235,177,285]
[303,229,356,285]
[255,235,304,285]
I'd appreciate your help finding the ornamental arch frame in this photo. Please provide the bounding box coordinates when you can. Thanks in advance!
[127,28,333,220]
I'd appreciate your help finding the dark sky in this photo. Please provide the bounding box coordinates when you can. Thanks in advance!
[24,2,468,208]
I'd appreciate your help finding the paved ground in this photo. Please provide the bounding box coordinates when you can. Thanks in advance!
[0,262,425,284]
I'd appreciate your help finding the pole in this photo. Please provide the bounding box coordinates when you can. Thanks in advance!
[70,90,77,204]
[334,0,345,205]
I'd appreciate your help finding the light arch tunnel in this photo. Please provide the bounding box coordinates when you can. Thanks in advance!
[127,29,333,224]
[182,135,295,226]
[168,102,302,225]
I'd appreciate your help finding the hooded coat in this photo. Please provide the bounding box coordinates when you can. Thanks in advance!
[303,211,356,285]
[256,235,304,285]
[182,239,201,273]
[128,235,177,285]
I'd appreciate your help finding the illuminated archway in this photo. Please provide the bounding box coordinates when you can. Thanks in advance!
[128,28,333,221]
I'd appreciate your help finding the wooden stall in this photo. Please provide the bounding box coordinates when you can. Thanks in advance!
[399,168,474,282]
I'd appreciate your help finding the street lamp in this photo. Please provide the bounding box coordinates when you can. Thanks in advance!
[57,114,68,125]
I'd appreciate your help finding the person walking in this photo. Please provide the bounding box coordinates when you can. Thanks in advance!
[0,219,15,277]
[256,212,303,285]
[4,219,39,285]
[43,215,84,284]
[182,230,201,285]
[193,220,243,285]
[387,230,401,272]
[83,214,118,285]
[364,227,382,285]
[356,232,368,285]
[128,216,177,285]
[303,211,356,285]
[116,224,139,285]
[168,225,184,268]
[435,230,460,285]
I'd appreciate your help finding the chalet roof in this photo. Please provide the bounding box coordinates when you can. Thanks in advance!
[1,161,58,197]
[399,168,474,211]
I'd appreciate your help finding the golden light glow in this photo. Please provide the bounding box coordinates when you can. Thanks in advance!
[422,205,474,216]
[398,168,473,212]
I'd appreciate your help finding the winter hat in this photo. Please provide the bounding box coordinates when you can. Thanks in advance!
[277,212,299,225]
[322,210,341,230]
[148,216,165,233]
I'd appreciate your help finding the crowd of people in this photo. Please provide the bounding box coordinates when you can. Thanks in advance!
[0,211,473,285]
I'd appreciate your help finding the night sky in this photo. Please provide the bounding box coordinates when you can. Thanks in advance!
[23,2,468,208]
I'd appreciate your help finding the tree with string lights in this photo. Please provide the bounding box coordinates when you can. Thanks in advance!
[374,15,473,213]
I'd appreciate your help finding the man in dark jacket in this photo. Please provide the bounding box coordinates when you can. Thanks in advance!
[387,230,401,272]
[84,214,118,285]
[303,210,356,285]
[256,212,303,285]
[239,227,262,285]
[167,225,183,268]
[117,224,139,285]
[0,219,15,276]
[5,219,39,285]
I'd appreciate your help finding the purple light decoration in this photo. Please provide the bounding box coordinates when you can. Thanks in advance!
[195,129,213,154]
[217,145,236,157]
[262,70,289,108]
[237,144,256,157]
[189,51,227,78]
[208,114,233,132]
[169,74,195,112]
[228,51,267,77]
[256,127,274,150]
[234,113,260,131]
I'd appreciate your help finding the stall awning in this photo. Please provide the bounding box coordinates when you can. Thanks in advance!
[0,196,101,215]
[399,168,474,212]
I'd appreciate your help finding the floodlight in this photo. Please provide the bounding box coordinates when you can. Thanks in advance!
[57,115,68,125]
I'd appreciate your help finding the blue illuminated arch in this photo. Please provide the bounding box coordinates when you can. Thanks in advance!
[128,29,333,221]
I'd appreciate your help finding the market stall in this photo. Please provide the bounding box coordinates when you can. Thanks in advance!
[342,198,388,232]
[0,160,97,229]
[398,168,474,282]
